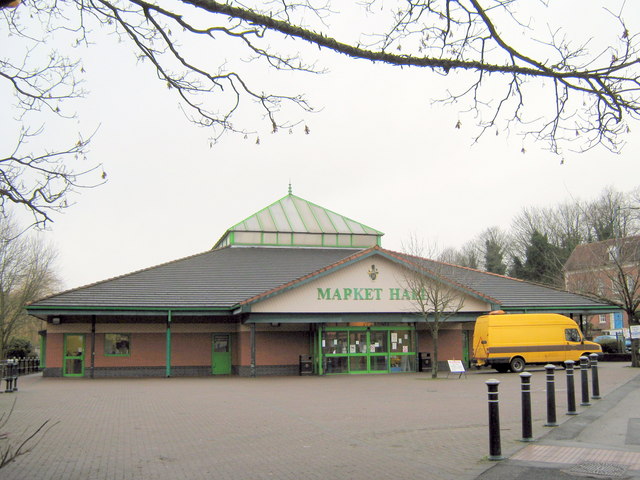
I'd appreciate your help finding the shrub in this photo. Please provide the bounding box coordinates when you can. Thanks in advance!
[598,338,622,354]
[4,339,33,359]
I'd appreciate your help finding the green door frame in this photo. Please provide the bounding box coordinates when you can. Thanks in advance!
[318,325,416,374]
[63,334,85,377]
[462,330,470,367]
[39,332,47,370]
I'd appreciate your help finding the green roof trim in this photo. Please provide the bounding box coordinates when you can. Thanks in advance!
[501,306,621,312]
[26,305,233,312]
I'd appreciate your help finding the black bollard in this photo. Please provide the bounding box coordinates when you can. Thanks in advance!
[589,353,601,400]
[11,360,18,392]
[520,372,534,441]
[580,356,591,406]
[12,363,18,392]
[4,362,13,393]
[545,364,558,426]
[564,360,577,415]
[486,379,503,460]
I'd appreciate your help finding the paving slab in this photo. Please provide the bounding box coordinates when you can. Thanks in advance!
[478,364,640,480]
[0,363,637,480]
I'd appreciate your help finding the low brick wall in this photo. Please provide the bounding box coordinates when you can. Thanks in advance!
[235,365,299,376]
[43,366,215,377]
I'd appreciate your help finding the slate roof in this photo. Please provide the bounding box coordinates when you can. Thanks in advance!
[385,250,610,310]
[28,245,613,315]
[28,247,361,311]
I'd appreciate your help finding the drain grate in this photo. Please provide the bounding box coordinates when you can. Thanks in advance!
[568,461,629,478]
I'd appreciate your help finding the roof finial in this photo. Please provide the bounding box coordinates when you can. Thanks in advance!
[288,181,292,195]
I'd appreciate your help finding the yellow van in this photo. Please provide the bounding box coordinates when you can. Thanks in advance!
[472,312,601,373]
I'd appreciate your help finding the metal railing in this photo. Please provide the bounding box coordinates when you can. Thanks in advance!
[1,357,40,378]
[0,357,40,393]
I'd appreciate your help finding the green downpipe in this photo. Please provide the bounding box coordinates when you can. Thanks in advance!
[166,311,172,377]
[39,333,46,370]
[318,325,324,375]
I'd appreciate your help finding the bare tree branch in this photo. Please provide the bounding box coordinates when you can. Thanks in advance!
[400,236,466,378]
[3,0,639,168]
[0,398,58,470]
[0,128,105,228]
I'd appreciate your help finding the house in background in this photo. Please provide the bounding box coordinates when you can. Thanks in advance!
[27,190,616,378]
[564,236,640,337]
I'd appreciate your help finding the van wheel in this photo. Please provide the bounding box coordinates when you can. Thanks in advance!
[509,357,526,373]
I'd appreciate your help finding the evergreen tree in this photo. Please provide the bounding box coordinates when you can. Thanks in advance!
[522,230,560,284]
[484,239,506,275]
[509,256,526,279]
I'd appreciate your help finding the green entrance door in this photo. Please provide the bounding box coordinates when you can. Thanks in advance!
[212,334,231,375]
[369,331,388,373]
[63,334,85,377]
[321,327,415,374]
[348,331,368,373]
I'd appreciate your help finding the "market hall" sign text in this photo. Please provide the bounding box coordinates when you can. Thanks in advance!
[317,288,422,301]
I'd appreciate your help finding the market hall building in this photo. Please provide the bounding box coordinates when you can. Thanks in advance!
[27,191,613,378]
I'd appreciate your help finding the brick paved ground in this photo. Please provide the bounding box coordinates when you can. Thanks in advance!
[0,363,637,480]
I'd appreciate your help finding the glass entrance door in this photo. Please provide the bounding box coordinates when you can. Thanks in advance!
[348,331,368,373]
[63,334,85,377]
[369,331,388,373]
[321,326,416,374]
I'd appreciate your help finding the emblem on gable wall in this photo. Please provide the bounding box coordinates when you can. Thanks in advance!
[368,264,379,280]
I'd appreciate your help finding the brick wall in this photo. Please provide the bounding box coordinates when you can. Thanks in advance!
[418,328,463,360]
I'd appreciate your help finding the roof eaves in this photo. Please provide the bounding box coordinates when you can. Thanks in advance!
[26,305,235,315]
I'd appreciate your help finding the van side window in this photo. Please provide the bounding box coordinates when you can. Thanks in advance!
[565,328,580,342]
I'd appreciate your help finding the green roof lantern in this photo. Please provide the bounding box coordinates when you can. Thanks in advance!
[213,190,384,250]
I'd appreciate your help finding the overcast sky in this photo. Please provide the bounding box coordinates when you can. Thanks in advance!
[2,1,639,291]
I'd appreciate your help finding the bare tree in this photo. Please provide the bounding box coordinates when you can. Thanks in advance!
[564,236,640,365]
[1,128,105,228]
[2,1,105,226]
[583,186,640,242]
[439,242,480,269]
[0,216,59,357]
[2,0,640,157]
[510,200,596,285]
[401,238,465,378]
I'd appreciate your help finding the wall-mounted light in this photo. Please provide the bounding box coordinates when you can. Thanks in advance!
[51,317,61,325]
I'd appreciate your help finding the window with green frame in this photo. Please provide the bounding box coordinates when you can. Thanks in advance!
[104,333,131,356]
[321,326,416,374]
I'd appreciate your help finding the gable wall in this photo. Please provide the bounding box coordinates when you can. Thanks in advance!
[251,255,490,314]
